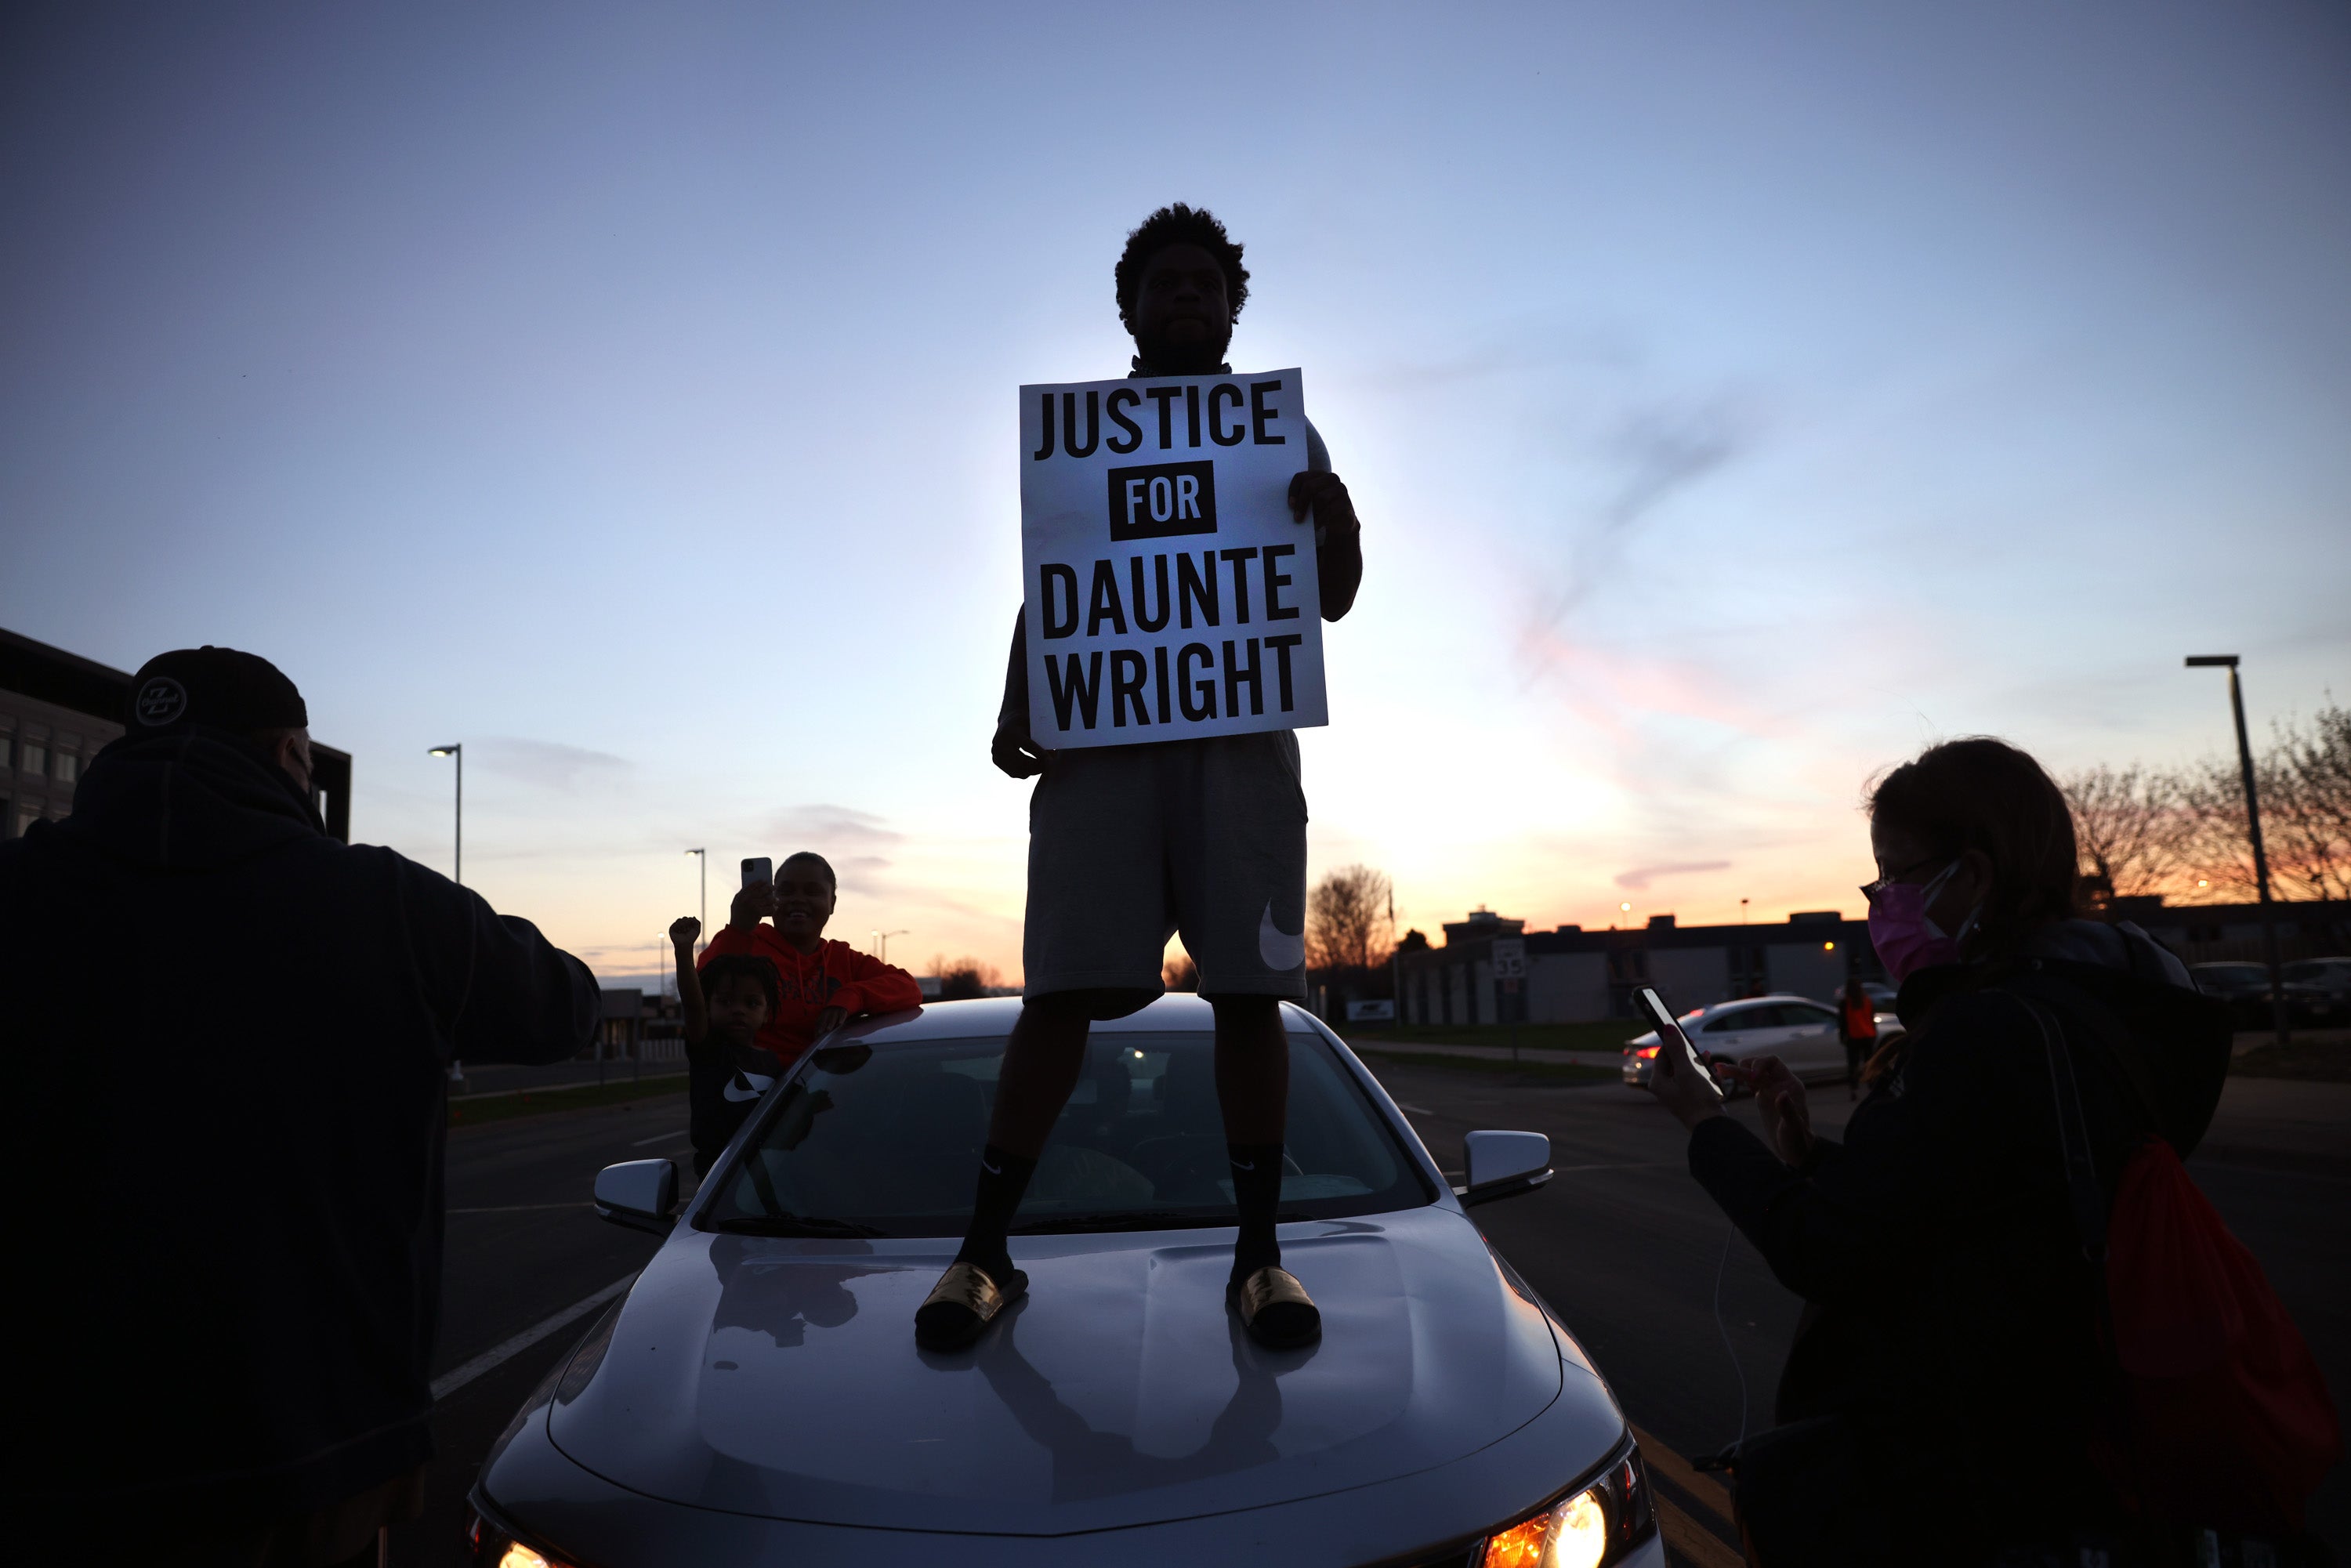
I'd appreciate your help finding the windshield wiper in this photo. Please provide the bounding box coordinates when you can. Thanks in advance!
[712,1212,885,1237]
[1011,1208,1317,1236]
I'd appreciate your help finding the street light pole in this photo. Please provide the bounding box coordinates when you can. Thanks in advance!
[685,849,706,954]
[2186,656,2289,1048]
[429,744,465,1085]
[875,929,908,965]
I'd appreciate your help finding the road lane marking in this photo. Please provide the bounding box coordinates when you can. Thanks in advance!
[1657,1501,1744,1567]
[447,1203,591,1214]
[1631,1424,1736,1525]
[432,1273,637,1403]
[631,1128,689,1146]
[1397,1103,1434,1114]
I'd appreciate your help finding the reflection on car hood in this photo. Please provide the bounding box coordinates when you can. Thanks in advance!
[547,1207,1598,1535]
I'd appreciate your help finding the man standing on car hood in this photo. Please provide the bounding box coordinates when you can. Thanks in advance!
[0,646,602,1566]
[915,205,1364,1353]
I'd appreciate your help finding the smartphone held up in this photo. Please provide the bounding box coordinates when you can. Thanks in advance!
[1635,986,1719,1093]
[741,856,773,889]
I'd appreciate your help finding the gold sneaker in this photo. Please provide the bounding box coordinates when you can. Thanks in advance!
[914,1261,1026,1351]
[1229,1266,1320,1349]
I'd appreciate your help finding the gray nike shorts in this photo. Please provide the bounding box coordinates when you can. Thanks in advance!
[1023,730,1308,1000]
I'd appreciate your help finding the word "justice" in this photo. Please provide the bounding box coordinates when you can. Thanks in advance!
[1031,378,1291,460]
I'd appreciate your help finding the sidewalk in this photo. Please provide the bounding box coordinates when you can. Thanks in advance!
[2194,1077,2351,1178]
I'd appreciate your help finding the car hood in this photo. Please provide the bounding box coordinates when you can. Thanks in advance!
[546,1206,1596,1535]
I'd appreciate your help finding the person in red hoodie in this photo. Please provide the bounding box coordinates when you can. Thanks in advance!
[697,850,924,1070]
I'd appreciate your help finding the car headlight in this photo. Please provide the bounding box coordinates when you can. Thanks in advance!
[1476,1437,1654,1567]
[467,1509,584,1568]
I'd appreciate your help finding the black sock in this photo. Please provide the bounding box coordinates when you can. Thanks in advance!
[952,1144,1036,1282]
[1227,1142,1285,1282]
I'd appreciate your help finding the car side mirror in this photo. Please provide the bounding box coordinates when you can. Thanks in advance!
[594,1159,679,1236]
[1458,1130,1552,1208]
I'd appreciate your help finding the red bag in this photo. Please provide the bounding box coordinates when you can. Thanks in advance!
[2094,1137,2342,1534]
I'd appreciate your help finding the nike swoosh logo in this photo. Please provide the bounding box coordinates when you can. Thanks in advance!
[1231,1160,1255,1171]
[722,1073,777,1103]
[981,1158,1002,1175]
[1258,900,1306,971]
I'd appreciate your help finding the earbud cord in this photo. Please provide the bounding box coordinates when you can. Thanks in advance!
[1713,1221,1750,1460]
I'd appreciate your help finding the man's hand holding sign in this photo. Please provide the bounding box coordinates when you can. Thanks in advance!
[926,205,1365,1357]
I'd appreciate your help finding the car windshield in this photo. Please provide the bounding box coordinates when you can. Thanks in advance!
[2284,961,2346,981]
[699,1030,1433,1237]
[2197,965,2268,985]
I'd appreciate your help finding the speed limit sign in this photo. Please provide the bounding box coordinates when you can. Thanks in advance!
[1491,937,1527,980]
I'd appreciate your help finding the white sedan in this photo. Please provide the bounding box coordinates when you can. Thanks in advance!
[471,995,1664,1568]
[1619,993,1901,1090]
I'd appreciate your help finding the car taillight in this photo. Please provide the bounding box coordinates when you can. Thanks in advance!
[1635,1046,1657,1059]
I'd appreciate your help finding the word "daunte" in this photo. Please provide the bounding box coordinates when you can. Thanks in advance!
[1031,378,1290,461]
[1034,547,1302,639]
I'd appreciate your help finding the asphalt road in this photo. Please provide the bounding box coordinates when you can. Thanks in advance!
[394,1062,2348,1566]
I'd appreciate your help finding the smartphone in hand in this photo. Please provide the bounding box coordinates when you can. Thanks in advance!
[741,856,773,889]
[1634,986,1716,1090]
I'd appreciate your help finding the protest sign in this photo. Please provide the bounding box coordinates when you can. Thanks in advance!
[1020,368,1328,750]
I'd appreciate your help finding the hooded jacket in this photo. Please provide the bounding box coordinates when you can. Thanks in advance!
[0,731,600,1523]
[1686,920,2230,1555]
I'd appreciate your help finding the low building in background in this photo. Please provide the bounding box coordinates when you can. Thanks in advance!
[1400,909,1871,1027]
[1,626,353,842]
[1400,895,2351,1027]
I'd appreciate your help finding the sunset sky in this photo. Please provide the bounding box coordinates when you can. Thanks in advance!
[5,2,2346,988]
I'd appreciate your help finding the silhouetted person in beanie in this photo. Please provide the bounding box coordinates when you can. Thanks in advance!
[0,646,601,1567]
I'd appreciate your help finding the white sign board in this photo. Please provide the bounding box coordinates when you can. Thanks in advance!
[1345,999,1397,1023]
[1491,938,1527,980]
[1020,369,1327,749]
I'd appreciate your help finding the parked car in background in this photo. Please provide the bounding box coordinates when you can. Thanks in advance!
[1620,994,1896,1092]
[469,997,1663,1568]
[2282,958,2351,1017]
[2189,961,2343,1030]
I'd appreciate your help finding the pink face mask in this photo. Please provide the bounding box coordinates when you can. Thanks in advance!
[1867,860,1977,985]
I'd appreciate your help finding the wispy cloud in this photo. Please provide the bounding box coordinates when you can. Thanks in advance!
[762,804,903,849]
[1517,392,1760,684]
[473,737,632,791]
[1614,860,1732,891]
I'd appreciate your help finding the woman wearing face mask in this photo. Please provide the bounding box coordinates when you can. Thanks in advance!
[1646,737,2237,1565]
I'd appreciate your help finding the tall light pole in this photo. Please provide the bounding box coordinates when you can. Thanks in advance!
[429,744,465,1084]
[2186,656,2289,1047]
[684,848,706,954]
[428,744,463,885]
[874,929,909,965]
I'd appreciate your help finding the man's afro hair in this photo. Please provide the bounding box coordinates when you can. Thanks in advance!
[1115,204,1250,322]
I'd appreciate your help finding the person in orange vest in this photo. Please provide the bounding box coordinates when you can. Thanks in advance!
[697,851,923,1072]
[1838,981,1878,1101]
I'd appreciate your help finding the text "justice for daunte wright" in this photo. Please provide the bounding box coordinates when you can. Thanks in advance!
[1031,375,1306,733]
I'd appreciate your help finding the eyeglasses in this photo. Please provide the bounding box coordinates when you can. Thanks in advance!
[1860,853,1951,905]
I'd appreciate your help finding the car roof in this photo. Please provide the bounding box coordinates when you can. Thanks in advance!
[835,992,1328,1046]
[1703,993,1828,1012]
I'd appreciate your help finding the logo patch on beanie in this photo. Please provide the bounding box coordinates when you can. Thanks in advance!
[135,676,189,727]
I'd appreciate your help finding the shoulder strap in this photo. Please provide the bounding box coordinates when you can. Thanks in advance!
[2013,994,2109,1269]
